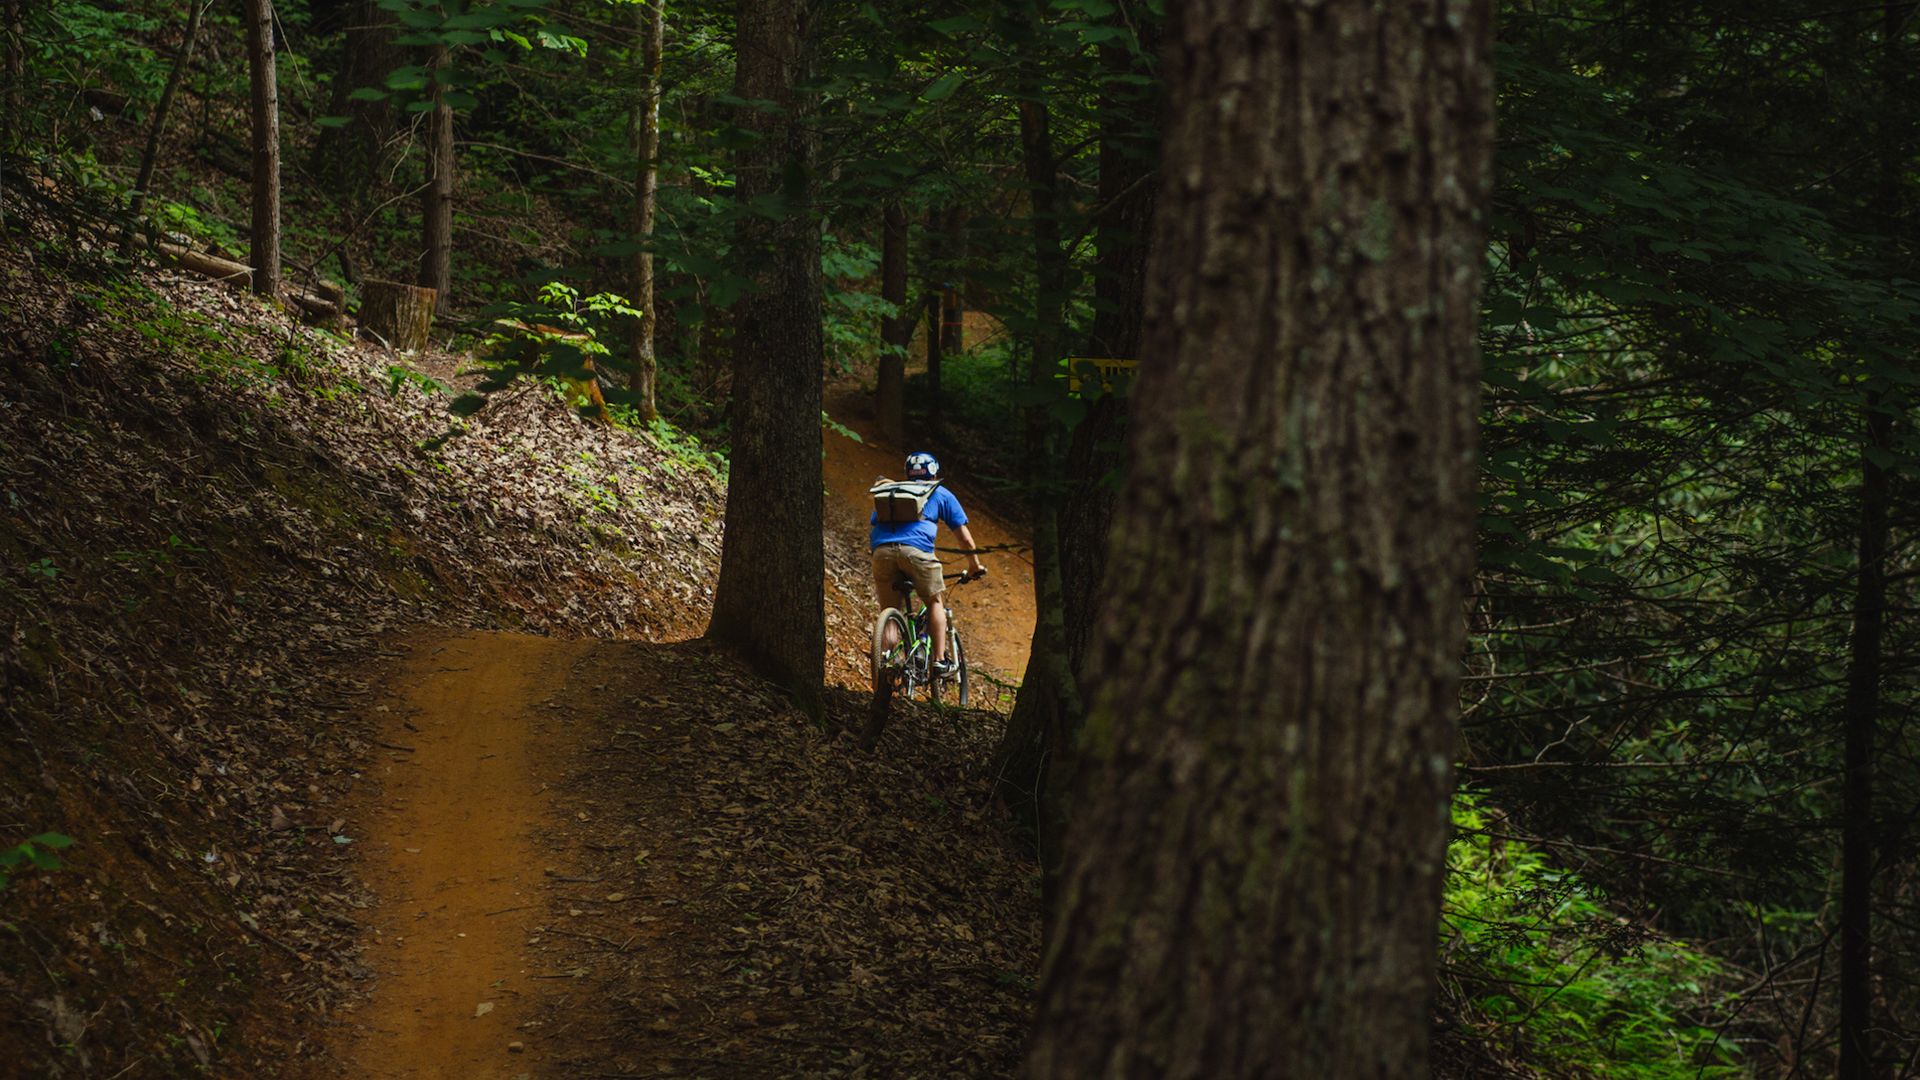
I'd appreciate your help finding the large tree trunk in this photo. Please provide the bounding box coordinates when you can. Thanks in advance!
[1022,1,1494,1075]
[419,44,454,314]
[705,0,825,719]
[244,0,280,298]
[122,0,204,255]
[992,5,1160,878]
[876,200,909,443]
[627,0,665,420]
[312,0,402,200]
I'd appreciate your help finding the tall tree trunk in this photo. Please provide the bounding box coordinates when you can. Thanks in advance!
[999,67,1078,900]
[1022,1,1494,1075]
[705,0,825,719]
[2,0,22,155]
[243,0,280,298]
[1840,395,1891,1080]
[921,209,945,440]
[122,0,204,255]
[992,4,1160,875]
[876,199,909,443]
[1839,7,1911,1075]
[313,0,402,201]
[419,43,453,314]
[627,0,664,419]
[941,207,967,352]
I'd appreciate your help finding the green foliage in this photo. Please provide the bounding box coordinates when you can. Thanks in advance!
[1444,795,1741,1078]
[459,282,640,418]
[0,833,76,893]
[642,417,727,479]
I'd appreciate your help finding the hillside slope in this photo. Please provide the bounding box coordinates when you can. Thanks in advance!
[0,247,1038,1075]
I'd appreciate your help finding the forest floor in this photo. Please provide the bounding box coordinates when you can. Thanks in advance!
[1,246,1041,1077]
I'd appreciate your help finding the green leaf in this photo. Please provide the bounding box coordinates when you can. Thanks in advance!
[922,71,965,102]
[926,14,982,34]
[347,87,390,102]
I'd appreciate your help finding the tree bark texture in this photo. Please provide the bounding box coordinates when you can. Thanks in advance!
[122,0,203,254]
[705,0,825,719]
[627,0,664,420]
[419,44,454,314]
[1022,2,1494,1076]
[360,278,435,350]
[244,0,280,297]
[876,200,909,444]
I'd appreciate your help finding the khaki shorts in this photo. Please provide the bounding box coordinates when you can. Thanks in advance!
[872,544,945,608]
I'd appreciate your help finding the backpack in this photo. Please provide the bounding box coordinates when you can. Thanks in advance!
[870,478,941,524]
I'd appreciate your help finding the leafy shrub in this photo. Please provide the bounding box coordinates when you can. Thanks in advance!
[1443,792,1744,1078]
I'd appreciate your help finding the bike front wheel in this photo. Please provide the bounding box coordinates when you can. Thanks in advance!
[932,627,969,707]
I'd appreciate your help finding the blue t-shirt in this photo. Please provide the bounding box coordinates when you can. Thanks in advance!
[871,485,968,553]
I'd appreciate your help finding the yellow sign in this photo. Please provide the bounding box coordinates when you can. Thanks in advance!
[1065,356,1137,394]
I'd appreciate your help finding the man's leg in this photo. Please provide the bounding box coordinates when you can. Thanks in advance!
[926,589,949,663]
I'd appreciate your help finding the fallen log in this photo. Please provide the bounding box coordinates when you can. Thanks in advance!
[290,289,348,333]
[157,242,252,288]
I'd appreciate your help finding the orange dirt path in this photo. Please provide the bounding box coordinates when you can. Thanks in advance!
[325,631,588,1079]
[822,383,1036,683]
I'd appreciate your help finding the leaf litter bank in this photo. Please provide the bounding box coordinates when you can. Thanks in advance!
[0,243,1041,1075]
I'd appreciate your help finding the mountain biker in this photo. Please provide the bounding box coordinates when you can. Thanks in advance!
[871,451,985,677]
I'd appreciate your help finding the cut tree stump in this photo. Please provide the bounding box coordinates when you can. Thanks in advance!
[360,279,437,350]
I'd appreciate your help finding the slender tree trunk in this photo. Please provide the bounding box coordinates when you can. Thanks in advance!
[921,208,945,439]
[243,0,280,298]
[1000,70,1079,901]
[1840,396,1891,1080]
[3,0,21,154]
[419,43,453,314]
[1022,1,1494,1075]
[941,207,967,352]
[876,200,909,443]
[705,0,825,719]
[1839,7,1911,1075]
[627,0,664,419]
[122,0,204,255]
[2,0,23,164]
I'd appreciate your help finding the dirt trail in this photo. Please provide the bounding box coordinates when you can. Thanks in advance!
[325,632,589,1079]
[822,382,1036,682]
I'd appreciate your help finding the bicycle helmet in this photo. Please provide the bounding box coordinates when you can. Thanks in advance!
[905,451,940,479]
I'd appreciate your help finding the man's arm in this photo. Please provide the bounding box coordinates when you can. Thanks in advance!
[952,523,987,576]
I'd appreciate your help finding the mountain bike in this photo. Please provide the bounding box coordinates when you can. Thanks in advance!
[862,568,983,746]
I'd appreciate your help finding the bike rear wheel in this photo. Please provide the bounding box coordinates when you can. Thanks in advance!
[864,609,911,746]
